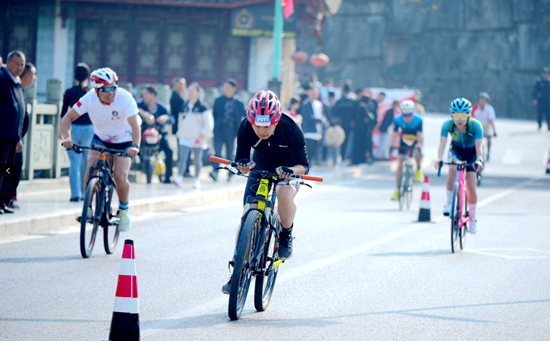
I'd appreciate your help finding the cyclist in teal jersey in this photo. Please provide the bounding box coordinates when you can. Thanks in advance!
[390,100,424,200]
[435,98,484,234]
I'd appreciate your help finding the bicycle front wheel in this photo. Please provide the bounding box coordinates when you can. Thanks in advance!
[398,163,407,211]
[229,211,261,320]
[460,193,468,250]
[80,178,103,258]
[254,218,280,312]
[405,163,414,210]
[450,186,460,253]
[103,181,120,255]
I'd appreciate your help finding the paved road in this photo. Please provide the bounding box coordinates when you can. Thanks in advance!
[1,115,549,340]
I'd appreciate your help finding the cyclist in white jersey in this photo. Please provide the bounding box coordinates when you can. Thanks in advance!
[60,68,140,232]
[471,92,497,161]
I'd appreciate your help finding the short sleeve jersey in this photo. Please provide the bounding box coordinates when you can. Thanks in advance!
[393,114,423,145]
[471,104,495,127]
[440,118,483,148]
[235,114,309,173]
[74,88,138,143]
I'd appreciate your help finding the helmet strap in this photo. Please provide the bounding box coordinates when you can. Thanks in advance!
[95,89,111,105]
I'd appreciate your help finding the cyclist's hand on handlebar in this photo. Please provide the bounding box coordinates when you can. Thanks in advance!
[435,159,443,170]
[127,147,140,157]
[236,159,255,174]
[62,138,74,150]
[474,160,484,172]
[276,166,294,179]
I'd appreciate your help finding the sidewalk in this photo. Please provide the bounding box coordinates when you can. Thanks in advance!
[0,163,390,239]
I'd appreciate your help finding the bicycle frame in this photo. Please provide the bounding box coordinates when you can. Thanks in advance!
[451,165,472,229]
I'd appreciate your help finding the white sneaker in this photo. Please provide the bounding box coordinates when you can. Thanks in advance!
[442,203,451,216]
[118,208,131,232]
[173,176,184,188]
[193,179,201,189]
[469,219,477,234]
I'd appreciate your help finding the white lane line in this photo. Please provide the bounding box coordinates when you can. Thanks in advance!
[0,235,47,245]
[502,149,523,165]
[464,249,549,260]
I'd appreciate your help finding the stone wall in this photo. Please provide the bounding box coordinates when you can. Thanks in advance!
[296,0,550,118]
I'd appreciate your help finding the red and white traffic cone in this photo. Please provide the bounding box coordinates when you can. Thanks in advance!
[546,150,550,174]
[417,176,431,222]
[108,240,140,341]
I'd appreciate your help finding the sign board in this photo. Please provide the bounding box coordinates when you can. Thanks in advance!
[231,4,296,38]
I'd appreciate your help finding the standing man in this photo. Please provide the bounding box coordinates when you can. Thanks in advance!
[3,63,35,210]
[0,51,27,214]
[138,86,174,183]
[375,100,398,160]
[533,67,550,131]
[331,83,356,164]
[170,77,191,177]
[210,78,245,181]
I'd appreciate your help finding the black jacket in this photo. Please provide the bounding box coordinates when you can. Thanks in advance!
[533,78,550,107]
[0,66,26,141]
[170,91,184,134]
[299,98,324,134]
[61,85,92,125]
[212,95,246,136]
[331,95,356,131]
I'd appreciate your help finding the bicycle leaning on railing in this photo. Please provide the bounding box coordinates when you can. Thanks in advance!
[210,156,323,320]
[438,160,476,253]
[67,144,131,258]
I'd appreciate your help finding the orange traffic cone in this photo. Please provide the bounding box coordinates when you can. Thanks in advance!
[546,150,550,174]
[417,176,431,222]
[108,240,140,341]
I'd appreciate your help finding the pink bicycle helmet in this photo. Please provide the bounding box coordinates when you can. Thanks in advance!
[246,90,282,126]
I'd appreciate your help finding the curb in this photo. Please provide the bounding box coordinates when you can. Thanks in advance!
[0,163,390,239]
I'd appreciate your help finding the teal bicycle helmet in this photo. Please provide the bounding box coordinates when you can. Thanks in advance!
[450,98,472,113]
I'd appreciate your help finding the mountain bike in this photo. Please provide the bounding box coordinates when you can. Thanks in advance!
[438,160,475,253]
[398,146,416,210]
[69,144,130,258]
[210,156,323,320]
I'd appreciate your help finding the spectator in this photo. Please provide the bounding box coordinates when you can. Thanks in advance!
[533,66,550,131]
[169,77,191,177]
[58,63,93,202]
[414,93,425,116]
[173,82,213,189]
[331,83,356,164]
[320,78,340,105]
[3,63,35,210]
[327,91,337,109]
[324,117,346,167]
[137,86,175,183]
[375,100,398,160]
[300,83,325,166]
[351,96,375,164]
[0,51,27,214]
[210,78,245,182]
[287,96,302,123]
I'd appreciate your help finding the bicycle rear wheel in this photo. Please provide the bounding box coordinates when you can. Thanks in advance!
[398,163,407,211]
[103,181,120,255]
[460,193,468,250]
[229,211,261,320]
[80,178,103,258]
[450,186,460,253]
[254,219,280,312]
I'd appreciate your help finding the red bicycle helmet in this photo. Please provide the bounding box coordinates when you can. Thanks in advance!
[246,90,282,127]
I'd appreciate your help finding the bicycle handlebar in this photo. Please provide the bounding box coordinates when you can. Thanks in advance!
[437,160,477,177]
[63,144,134,157]
[209,156,323,182]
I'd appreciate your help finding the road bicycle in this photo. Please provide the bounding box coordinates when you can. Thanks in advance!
[438,160,475,253]
[69,144,131,258]
[210,156,323,320]
[397,146,416,210]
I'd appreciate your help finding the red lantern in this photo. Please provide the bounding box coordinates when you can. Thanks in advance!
[309,53,329,67]
[291,51,309,64]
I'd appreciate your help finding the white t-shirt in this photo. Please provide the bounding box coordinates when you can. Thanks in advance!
[74,88,138,143]
[472,104,495,126]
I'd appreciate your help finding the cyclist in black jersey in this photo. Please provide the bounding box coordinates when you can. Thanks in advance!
[222,90,310,294]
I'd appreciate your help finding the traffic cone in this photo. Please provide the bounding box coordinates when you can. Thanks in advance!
[108,240,140,341]
[417,176,431,222]
[546,150,550,174]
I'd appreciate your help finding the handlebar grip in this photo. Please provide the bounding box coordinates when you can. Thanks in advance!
[437,160,443,177]
[302,175,323,182]
[209,156,230,165]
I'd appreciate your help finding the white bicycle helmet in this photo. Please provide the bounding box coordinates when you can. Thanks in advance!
[400,100,415,114]
[89,67,118,88]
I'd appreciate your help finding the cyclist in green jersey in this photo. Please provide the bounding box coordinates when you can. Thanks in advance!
[435,98,484,234]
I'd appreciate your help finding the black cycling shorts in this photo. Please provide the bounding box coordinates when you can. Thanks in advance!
[91,135,133,151]
[448,144,477,172]
[243,173,300,205]
[398,141,418,156]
